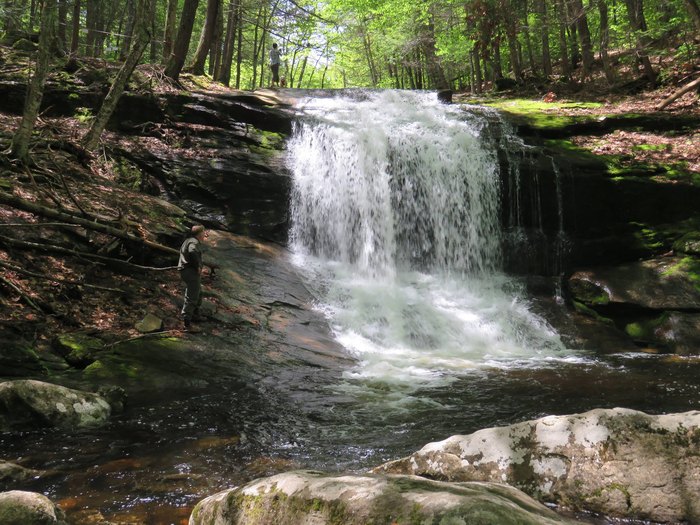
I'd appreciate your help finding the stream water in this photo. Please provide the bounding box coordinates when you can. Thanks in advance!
[3,90,699,524]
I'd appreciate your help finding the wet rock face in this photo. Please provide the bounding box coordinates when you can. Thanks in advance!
[374,408,700,523]
[0,379,112,430]
[189,470,582,525]
[0,490,68,525]
[568,257,700,354]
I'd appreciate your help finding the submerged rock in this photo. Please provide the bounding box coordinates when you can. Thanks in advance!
[374,408,700,523]
[0,379,112,430]
[0,461,43,486]
[0,490,68,525]
[189,470,582,525]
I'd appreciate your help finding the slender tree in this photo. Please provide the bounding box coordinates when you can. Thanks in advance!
[624,0,655,83]
[164,0,201,81]
[82,0,154,150]
[11,0,57,163]
[189,0,221,74]
[162,0,179,61]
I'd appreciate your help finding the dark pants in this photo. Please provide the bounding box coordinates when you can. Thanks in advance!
[180,267,201,321]
[271,64,280,84]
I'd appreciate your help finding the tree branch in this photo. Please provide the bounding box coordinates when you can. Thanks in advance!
[0,234,178,272]
[0,274,44,312]
[0,259,129,293]
[0,190,178,255]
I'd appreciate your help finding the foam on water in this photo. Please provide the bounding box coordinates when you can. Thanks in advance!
[287,90,570,393]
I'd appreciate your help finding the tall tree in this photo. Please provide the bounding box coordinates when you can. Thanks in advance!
[624,0,655,83]
[218,0,240,85]
[536,0,552,77]
[569,0,593,77]
[597,0,615,84]
[162,0,179,62]
[164,0,201,81]
[82,0,154,150]
[70,0,80,54]
[11,0,57,163]
[189,0,221,74]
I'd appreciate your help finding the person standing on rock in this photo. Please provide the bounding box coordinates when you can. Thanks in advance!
[269,43,281,88]
[178,224,207,332]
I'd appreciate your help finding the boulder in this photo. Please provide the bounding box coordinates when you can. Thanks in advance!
[135,313,163,334]
[568,257,700,310]
[0,380,112,430]
[626,312,700,354]
[374,408,700,523]
[189,470,582,525]
[52,333,104,368]
[0,461,43,486]
[0,490,67,525]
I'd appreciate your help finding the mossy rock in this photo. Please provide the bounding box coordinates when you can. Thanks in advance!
[52,333,104,369]
[673,232,700,256]
[82,336,209,394]
[190,471,579,525]
[568,276,611,306]
[625,313,670,345]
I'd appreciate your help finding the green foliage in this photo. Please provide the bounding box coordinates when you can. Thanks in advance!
[75,107,93,123]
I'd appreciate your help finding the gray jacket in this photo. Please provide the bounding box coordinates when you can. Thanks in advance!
[178,237,202,271]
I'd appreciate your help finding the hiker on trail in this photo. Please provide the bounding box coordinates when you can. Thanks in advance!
[269,43,281,88]
[178,224,207,331]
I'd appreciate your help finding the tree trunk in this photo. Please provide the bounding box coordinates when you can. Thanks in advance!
[148,0,157,61]
[685,0,700,31]
[11,0,57,163]
[218,0,239,85]
[422,4,449,89]
[70,0,79,54]
[188,0,220,75]
[235,9,242,88]
[503,0,523,82]
[657,77,700,110]
[164,0,200,81]
[624,0,655,83]
[85,0,97,56]
[118,0,135,61]
[555,0,571,77]
[162,0,178,62]
[57,0,67,52]
[521,0,537,76]
[598,0,615,84]
[537,0,552,77]
[82,0,153,150]
[570,0,593,77]
[208,0,223,77]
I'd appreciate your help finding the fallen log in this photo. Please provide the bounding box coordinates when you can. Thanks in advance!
[657,76,700,110]
[0,190,178,255]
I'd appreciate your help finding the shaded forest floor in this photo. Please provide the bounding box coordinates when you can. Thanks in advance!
[0,45,699,354]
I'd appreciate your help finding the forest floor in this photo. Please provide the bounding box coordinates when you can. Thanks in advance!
[0,47,699,353]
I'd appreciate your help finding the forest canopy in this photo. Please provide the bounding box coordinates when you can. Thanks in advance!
[1,0,699,91]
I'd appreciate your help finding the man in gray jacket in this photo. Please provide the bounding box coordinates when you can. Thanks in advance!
[178,224,207,331]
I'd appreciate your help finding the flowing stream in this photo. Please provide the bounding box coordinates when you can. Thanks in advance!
[3,90,699,524]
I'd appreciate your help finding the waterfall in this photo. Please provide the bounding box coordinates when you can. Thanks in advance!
[287,90,566,391]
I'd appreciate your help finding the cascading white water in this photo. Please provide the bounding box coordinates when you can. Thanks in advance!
[287,90,567,391]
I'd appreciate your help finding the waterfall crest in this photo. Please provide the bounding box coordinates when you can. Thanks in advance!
[288,90,501,277]
[287,91,566,389]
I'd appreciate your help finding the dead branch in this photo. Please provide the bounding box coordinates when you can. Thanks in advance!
[0,190,178,255]
[657,77,700,110]
[0,259,128,293]
[0,234,177,272]
[0,274,44,312]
